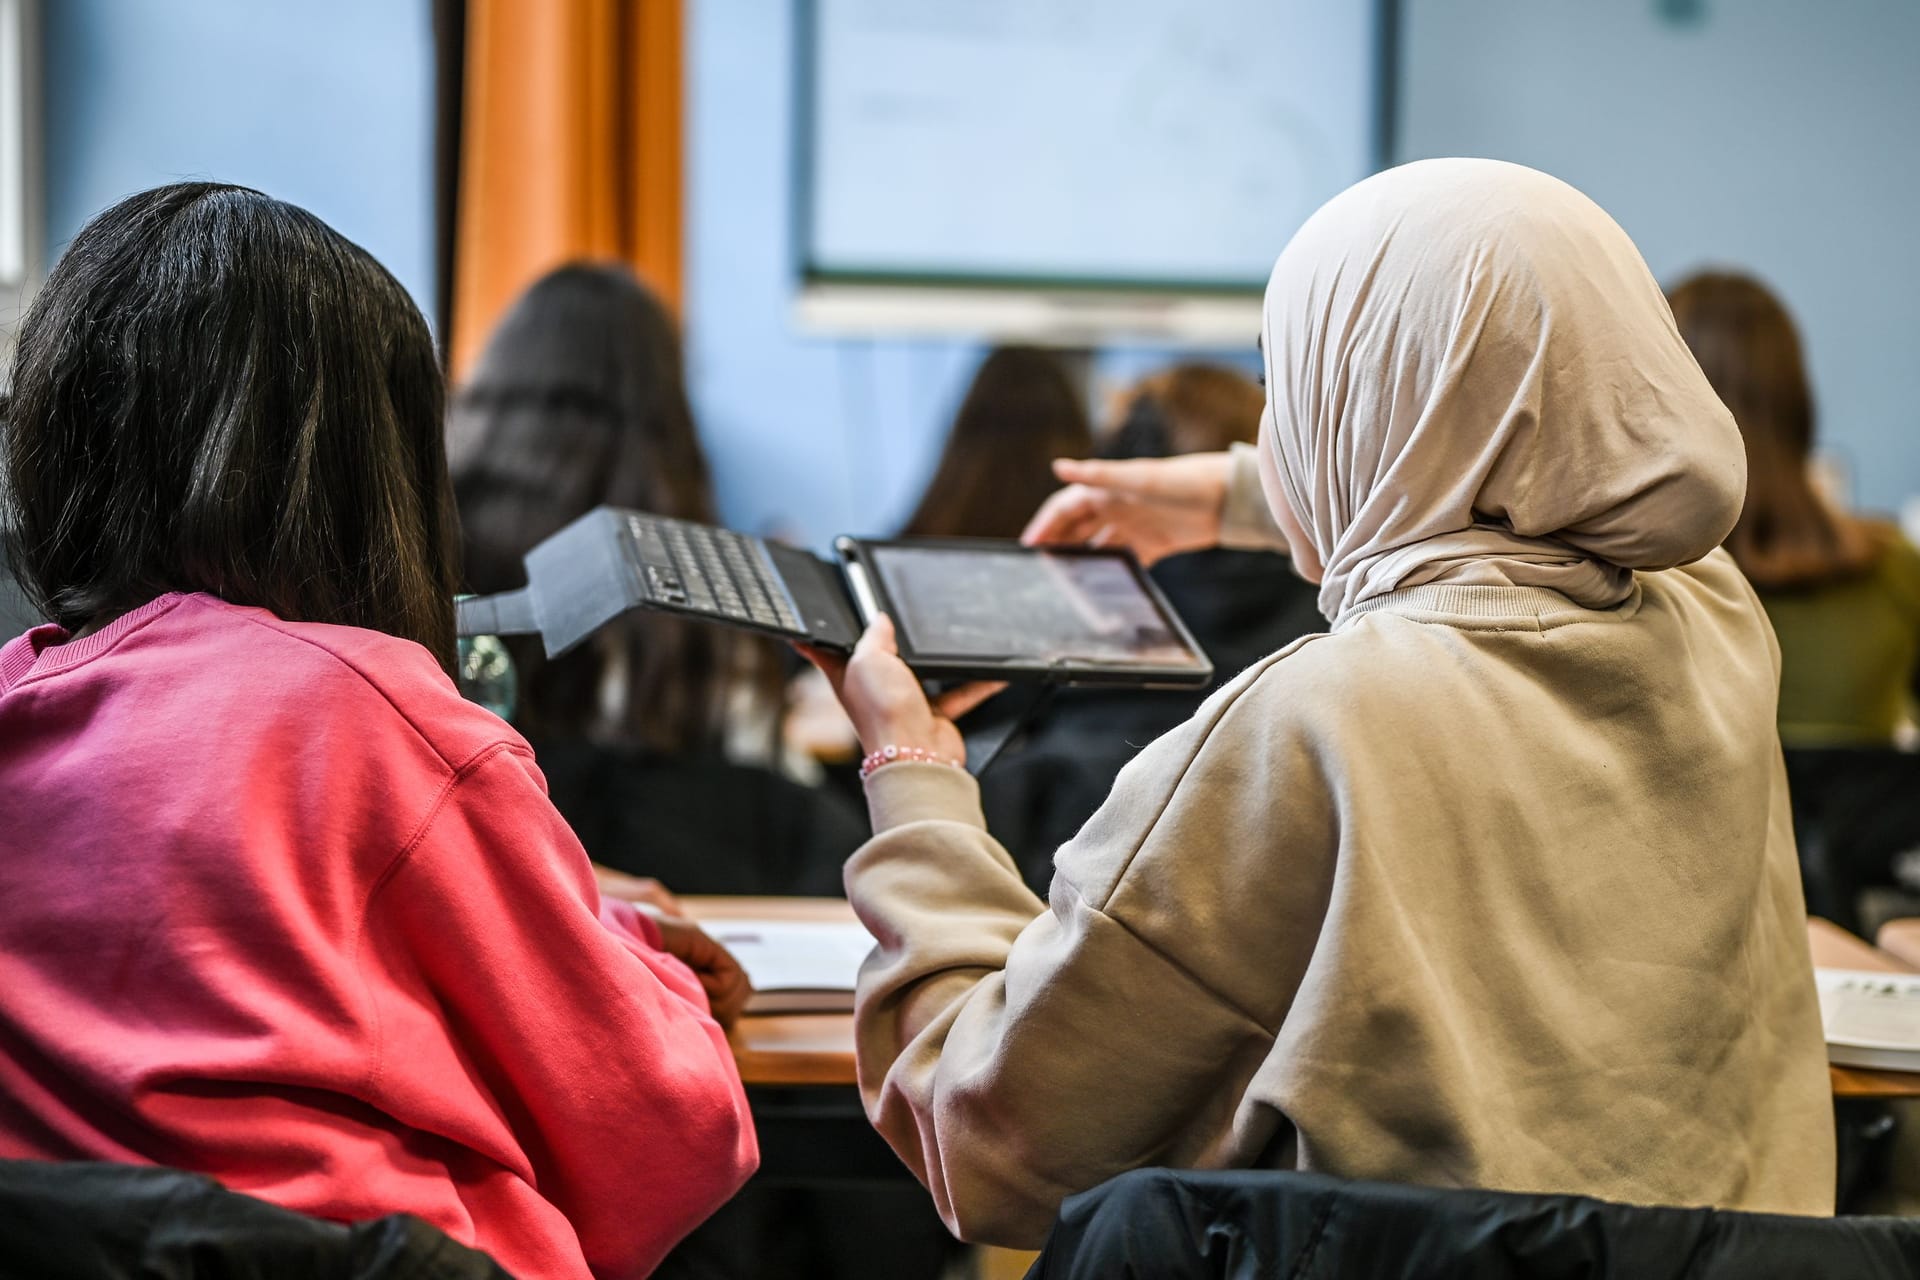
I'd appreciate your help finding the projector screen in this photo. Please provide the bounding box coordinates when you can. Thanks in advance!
[799,0,1389,295]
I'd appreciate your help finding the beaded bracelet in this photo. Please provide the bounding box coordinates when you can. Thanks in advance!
[858,744,965,782]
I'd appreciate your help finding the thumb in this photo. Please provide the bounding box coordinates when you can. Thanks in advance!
[854,612,898,659]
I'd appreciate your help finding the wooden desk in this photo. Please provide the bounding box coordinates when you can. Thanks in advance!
[1808,917,1920,1099]
[684,899,1920,1098]
[683,896,860,1087]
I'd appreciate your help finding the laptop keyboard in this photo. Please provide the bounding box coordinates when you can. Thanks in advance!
[623,514,806,636]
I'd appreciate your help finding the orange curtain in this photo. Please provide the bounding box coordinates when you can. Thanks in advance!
[449,0,684,380]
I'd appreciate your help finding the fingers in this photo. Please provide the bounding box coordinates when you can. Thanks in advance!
[700,960,752,1030]
[793,642,849,700]
[630,878,682,917]
[1022,485,1107,546]
[653,919,753,1029]
[1051,456,1168,498]
[935,680,1008,721]
[593,865,687,917]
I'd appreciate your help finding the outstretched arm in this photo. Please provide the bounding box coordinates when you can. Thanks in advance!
[1020,445,1288,561]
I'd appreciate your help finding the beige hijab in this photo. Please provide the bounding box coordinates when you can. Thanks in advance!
[1258,158,1746,623]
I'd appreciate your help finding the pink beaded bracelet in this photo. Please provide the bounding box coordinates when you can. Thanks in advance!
[858,744,965,782]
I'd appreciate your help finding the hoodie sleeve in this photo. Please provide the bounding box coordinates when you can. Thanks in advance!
[1219,442,1291,553]
[842,657,1329,1248]
[365,743,757,1279]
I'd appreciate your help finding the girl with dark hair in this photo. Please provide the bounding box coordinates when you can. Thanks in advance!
[1669,271,1920,927]
[0,185,755,1279]
[451,263,863,898]
[1667,271,1920,746]
[900,345,1094,540]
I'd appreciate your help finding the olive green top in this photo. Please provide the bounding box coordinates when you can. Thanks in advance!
[1759,536,1920,746]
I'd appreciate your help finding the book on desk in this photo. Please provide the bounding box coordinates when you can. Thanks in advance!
[1818,968,1920,1072]
[700,917,874,1014]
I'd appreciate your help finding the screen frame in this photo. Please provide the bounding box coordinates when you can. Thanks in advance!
[836,535,1215,688]
[791,0,1401,304]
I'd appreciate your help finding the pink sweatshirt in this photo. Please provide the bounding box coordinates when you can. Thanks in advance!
[0,593,756,1278]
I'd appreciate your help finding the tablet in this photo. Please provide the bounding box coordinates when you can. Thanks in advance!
[456,508,1217,690]
[838,537,1213,687]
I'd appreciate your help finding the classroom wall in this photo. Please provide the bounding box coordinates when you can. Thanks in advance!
[42,0,434,316]
[1399,0,1920,514]
[39,2,1918,532]
[685,0,1249,547]
[685,0,984,545]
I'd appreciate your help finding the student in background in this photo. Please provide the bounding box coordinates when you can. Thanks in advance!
[0,185,753,1279]
[455,263,954,1280]
[785,343,1097,770]
[899,344,1093,539]
[1669,270,1920,925]
[1667,272,1920,744]
[804,160,1832,1245]
[981,363,1323,889]
[453,263,864,899]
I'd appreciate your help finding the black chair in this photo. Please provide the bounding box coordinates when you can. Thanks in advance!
[1025,1168,1920,1280]
[0,1159,512,1280]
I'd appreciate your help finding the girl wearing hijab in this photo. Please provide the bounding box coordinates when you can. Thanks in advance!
[899,345,1093,540]
[804,159,1833,1246]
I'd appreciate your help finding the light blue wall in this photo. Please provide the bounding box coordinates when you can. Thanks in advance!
[684,0,1252,549]
[685,0,986,546]
[43,0,435,317]
[45,2,1915,528]
[1399,0,1920,513]
[35,0,1253,550]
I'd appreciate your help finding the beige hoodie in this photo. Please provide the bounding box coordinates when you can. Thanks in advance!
[843,161,1834,1247]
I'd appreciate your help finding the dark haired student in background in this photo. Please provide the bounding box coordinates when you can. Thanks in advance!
[899,344,1094,539]
[786,342,1098,776]
[0,186,754,1279]
[981,363,1323,889]
[453,263,864,900]
[1669,270,1920,927]
[452,263,955,1280]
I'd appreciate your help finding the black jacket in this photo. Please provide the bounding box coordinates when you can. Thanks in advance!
[536,740,866,896]
[1027,1168,1920,1280]
[0,1159,511,1280]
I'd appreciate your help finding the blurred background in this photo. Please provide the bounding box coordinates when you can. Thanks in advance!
[7,0,1917,547]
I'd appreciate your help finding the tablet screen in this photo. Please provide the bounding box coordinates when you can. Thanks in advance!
[864,544,1207,670]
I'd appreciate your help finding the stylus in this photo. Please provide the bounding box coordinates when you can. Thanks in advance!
[842,558,883,626]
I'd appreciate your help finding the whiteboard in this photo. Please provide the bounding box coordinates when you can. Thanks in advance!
[800,0,1387,293]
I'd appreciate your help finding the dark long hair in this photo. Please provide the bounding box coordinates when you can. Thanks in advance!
[1,183,458,670]
[901,346,1093,539]
[1668,271,1882,589]
[452,263,779,754]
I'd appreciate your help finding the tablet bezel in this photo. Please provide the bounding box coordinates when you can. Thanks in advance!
[834,536,1215,688]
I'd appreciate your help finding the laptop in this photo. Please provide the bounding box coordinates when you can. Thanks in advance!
[457,507,1214,688]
